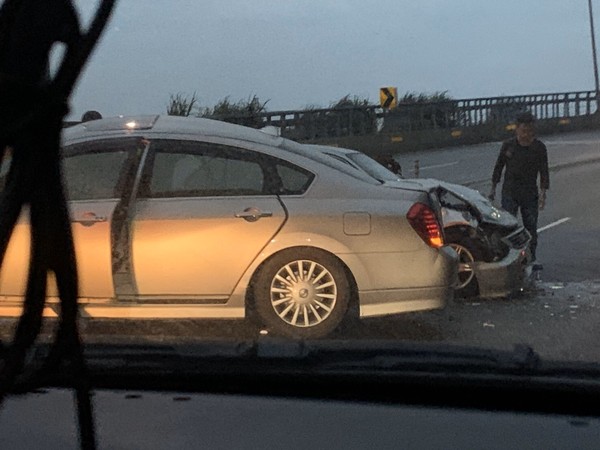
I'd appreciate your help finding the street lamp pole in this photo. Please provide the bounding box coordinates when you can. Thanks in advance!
[588,0,600,104]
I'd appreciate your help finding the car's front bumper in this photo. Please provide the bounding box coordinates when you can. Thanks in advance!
[473,247,529,298]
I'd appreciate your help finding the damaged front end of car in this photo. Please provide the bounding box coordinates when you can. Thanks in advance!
[437,181,532,298]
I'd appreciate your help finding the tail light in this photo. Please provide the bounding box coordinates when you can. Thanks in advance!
[407,203,444,248]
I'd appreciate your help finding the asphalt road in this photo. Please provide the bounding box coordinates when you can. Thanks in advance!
[7,277,598,362]
[535,160,600,282]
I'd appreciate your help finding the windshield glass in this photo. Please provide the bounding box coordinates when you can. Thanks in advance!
[1,0,599,409]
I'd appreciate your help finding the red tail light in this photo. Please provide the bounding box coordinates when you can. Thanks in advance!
[407,203,444,248]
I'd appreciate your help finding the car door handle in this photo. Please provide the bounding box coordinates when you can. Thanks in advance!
[74,212,108,227]
[235,207,273,222]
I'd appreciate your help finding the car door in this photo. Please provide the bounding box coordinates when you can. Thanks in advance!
[129,139,293,300]
[0,138,142,300]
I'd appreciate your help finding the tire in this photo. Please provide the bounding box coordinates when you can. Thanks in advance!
[253,248,351,339]
[445,229,484,298]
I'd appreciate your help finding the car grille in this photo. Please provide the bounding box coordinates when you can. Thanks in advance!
[502,227,531,249]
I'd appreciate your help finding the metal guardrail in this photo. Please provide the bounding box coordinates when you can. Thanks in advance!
[214,90,599,141]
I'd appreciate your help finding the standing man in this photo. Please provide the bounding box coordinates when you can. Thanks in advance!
[489,112,549,263]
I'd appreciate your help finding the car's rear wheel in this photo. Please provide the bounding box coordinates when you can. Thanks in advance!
[445,229,484,298]
[253,249,350,339]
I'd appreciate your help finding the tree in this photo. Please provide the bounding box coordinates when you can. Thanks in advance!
[293,95,377,140]
[200,95,269,128]
[384,91,461,131]
[166,92,198,117]
[326,94,377,136]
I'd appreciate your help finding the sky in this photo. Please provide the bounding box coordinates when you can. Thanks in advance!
[67,0,597,120]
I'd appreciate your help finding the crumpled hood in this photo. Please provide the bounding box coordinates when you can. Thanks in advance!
[382,178,518,228]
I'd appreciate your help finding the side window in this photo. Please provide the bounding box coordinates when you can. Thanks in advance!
[148,142,265,198]
[62,150,130,201]
[274,163,314,195]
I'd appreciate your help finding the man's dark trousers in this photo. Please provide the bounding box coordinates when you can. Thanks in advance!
[501,190,538,260]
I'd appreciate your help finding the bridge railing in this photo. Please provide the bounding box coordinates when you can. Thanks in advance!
[212,90,598,141]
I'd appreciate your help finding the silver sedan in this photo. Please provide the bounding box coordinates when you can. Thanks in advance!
[0,116,457,338]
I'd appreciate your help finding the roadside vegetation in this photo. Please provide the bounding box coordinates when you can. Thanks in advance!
[165,91,460,136]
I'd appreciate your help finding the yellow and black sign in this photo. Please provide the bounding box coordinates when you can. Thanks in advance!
[380,87,398,109]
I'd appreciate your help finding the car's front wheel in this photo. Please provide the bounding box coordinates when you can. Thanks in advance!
[253,248,350,339]
[445,229,484,298]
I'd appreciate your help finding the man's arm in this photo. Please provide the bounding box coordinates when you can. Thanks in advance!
[489,142,508,200]
[538,142,549,210]
[539,142,549,191]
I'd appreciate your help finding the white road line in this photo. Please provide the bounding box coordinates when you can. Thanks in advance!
[419,161,459,170]
[537,217,571,233]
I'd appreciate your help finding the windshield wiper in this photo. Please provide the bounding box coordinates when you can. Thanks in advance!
[12,339,600,418]
[17,339,600,386]
[277,341,542,373]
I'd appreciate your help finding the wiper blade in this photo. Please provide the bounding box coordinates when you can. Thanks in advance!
[19,339,600,382]
[251,340,542,373]
[75,340,544,374]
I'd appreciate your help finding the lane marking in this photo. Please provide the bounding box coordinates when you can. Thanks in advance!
[537,217,571,233]
[419,161,459,170]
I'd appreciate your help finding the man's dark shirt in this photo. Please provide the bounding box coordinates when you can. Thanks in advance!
[492,137,549,196]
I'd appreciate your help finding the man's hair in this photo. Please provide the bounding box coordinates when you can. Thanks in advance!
[516,111,535,125]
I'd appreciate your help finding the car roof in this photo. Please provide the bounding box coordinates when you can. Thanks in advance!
[62,115,382,185]
[63,115,287,148]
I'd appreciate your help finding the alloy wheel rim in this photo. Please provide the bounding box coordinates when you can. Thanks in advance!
[449,243,476,289]
[269,260,337,327]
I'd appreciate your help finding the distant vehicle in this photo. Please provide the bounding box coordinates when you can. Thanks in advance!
[0,116,457,338]
[311,145,531,298]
